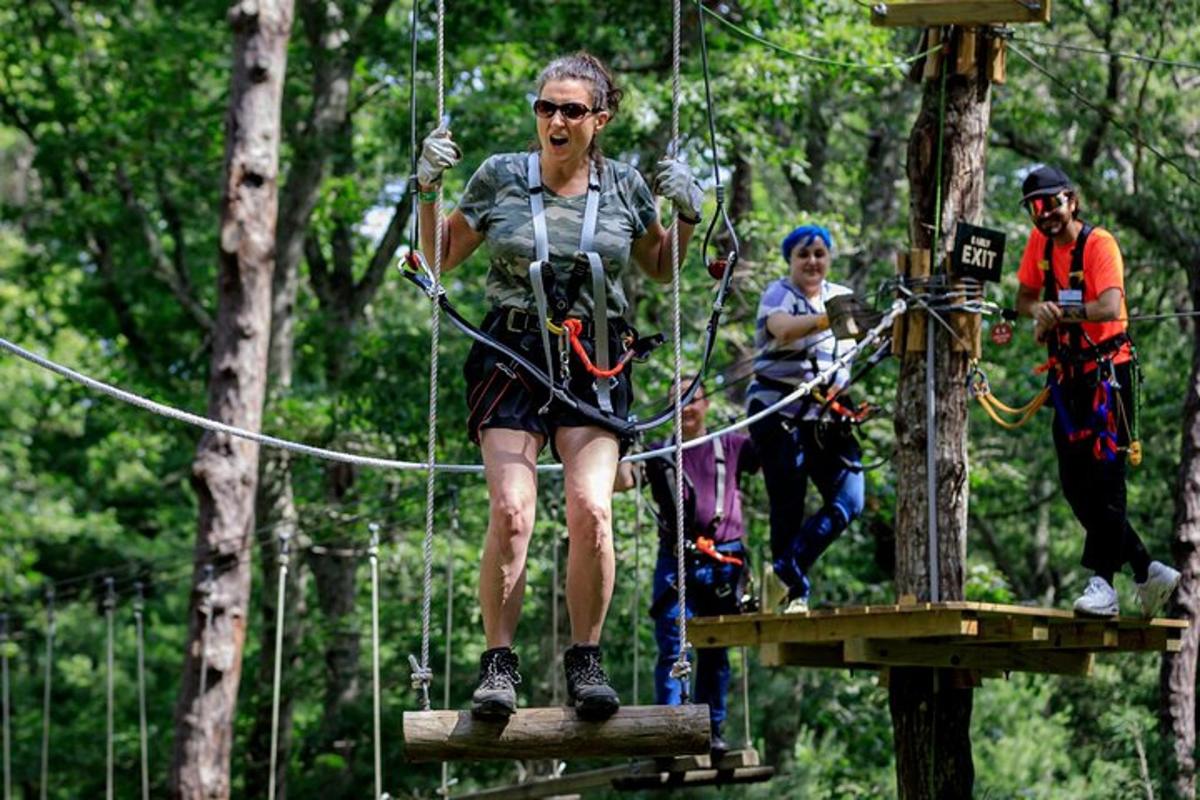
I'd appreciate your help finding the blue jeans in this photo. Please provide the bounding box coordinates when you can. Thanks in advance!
[748,402,865,599]
[651,545,744,729]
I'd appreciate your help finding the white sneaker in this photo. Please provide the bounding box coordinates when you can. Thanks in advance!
[1136,561,1181,617]
[1073,576,1119,617]
[781,596,809,615]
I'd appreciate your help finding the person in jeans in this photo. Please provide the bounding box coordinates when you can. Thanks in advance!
[622,383,759,757]
[1014,164,1179,616]
[746,224,865,614]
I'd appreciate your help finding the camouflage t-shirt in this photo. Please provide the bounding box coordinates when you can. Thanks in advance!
[457,152,659,319]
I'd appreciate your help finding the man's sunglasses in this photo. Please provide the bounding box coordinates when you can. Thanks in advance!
[533,99,597,121]
[1024,191,1072,217]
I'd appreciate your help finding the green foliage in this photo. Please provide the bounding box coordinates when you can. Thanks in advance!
[0,0,1197,797]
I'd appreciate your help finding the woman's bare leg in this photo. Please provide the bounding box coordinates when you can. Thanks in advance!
[479,427,543,648]
[556,425,619,644]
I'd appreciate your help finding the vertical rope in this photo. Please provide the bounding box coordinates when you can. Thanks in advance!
[267,534,291,800]
[440,497,458,798]
[551,496,562,707]
[408,0,420,244]
[368,524,384,800]
[926,37,951,604]
[413,0,447,713]
[668,0,692,702]
[198,564,214,700]
[134,583,149,800]
[1,613,10,800]
[39,587,53,800]
[740,646,751,746]
[632,467,644,706]
[104,577,115,800]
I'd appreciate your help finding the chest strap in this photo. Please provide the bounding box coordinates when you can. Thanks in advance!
[1042,222,1093,357]
[526,152,617,411]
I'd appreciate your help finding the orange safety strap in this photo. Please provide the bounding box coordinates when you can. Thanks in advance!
[562,318,635,379]
[694,536,744,567]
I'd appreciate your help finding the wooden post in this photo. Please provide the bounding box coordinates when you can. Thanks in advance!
[402,705,711,762]
[904,249,931,355]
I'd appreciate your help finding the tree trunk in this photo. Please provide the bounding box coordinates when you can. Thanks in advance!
[889,38,990,800]
[171,2,294,798]
[1162,264,1200,800]
[244,2,353,794]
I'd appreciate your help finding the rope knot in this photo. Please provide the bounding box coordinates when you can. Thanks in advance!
[408,654,433,690]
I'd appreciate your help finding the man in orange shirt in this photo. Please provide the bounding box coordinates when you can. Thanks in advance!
[1015,165,1179,617]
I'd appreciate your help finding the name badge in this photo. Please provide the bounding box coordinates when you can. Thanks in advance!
[1058,289,1083,307]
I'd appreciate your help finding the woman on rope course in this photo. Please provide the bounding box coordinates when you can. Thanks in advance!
[1014,165,1179,617]
[415,52,704,721]
[746,225,865,614]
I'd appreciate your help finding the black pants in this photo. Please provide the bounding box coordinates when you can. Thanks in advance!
[1051,361,1150,579]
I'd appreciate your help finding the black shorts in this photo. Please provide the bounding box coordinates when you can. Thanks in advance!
[463,307,636,458]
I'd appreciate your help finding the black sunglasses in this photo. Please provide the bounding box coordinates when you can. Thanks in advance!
[533,99,597,121]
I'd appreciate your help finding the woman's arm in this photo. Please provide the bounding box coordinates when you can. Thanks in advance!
[630,217,697,283]
[765,311,828,344]
[417,200,485,274]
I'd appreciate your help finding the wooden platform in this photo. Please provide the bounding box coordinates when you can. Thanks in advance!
[449,749,771,799]
[404,704,710,763]
[688,601,1186,678]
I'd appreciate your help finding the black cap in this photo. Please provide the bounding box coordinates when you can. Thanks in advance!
[1021,165,1074,202]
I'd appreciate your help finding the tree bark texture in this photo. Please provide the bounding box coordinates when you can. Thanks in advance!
[1162,262,1200,800]
[171,2,294,798]
[889,43,990,800]
[245,2,352,794]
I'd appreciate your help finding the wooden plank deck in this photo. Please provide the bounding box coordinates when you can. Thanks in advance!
[690,601,1185,677]
[448,750,766,800]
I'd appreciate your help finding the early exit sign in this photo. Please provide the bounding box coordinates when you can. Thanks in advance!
[951,222,1005,282]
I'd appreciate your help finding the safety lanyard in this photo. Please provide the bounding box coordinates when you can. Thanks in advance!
[525,152,613,410]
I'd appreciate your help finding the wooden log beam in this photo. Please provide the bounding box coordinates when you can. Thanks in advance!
[870,0,1051,28]
[403,705,711,762]
[845,638,1094,676]
[611,766,776,791]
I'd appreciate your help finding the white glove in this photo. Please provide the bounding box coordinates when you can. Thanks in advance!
[653,158,704,221]
[417,127,462,188]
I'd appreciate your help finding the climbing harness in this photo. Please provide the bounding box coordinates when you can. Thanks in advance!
[1035,222,1141,463]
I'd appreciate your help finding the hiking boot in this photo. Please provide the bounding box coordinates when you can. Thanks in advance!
[1136,561,1181,617]
[471,647,521,720]
[709,724,730,761]
[1073,576,1119,617]
[563,644,620,721]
